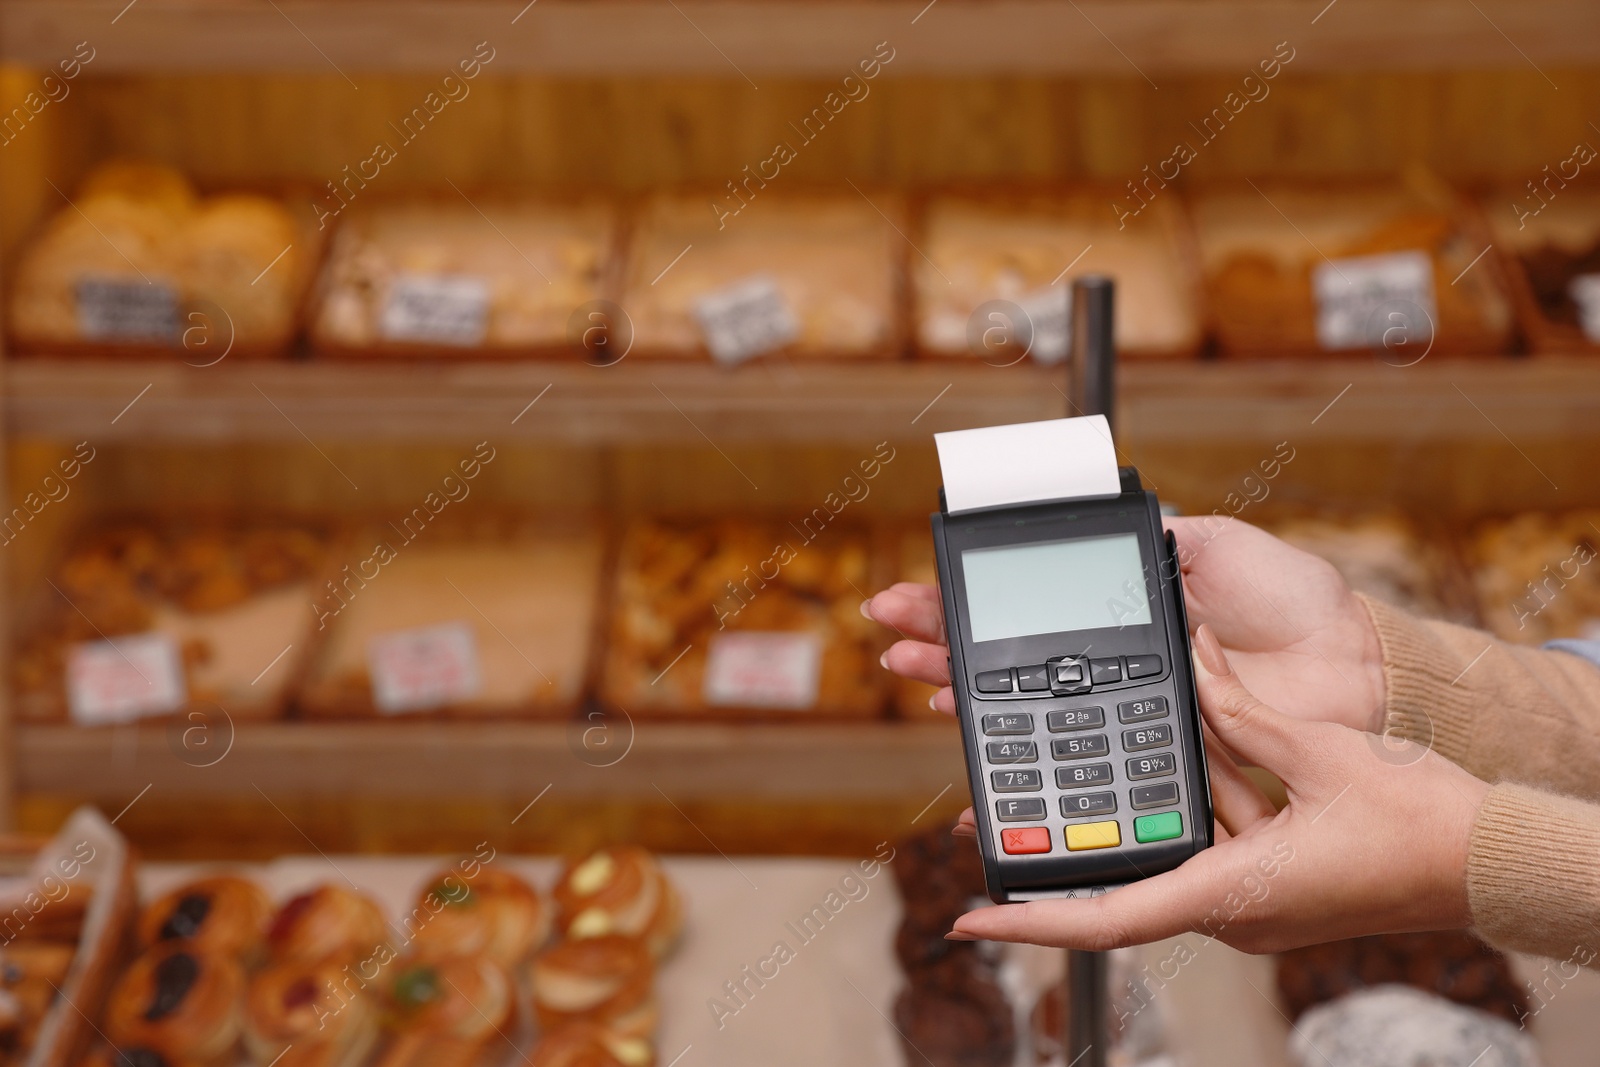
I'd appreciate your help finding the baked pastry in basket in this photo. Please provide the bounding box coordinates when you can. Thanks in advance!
[530,935,656,1039]
[103,944,245,1067]
[242,955,380,1067]
[406,866,551,969]
[76,1047,201,1067]
[138,875,272,961]
[551,848,681,960]
[530,1023,655,1067]
[266,885,390,965]
[372,956,514,1067]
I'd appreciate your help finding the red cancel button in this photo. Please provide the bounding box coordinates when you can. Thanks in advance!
[1000,827,1052,855]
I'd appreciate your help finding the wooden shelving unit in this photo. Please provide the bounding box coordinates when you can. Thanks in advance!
[2,0,1597,74]
[9,358,1600,445]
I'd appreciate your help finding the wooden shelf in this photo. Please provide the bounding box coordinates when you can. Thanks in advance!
[2,1,1596,75]
[15,719,965,803]
[9,358,1600,446]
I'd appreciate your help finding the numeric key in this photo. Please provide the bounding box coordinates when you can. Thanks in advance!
[991,768,1042,792]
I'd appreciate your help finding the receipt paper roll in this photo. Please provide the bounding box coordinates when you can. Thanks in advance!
[935,415,1122,514]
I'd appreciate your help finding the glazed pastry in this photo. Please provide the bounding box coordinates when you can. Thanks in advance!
[406,866,551,968]
[103,945,245,1067]
[530,935,656,1039]
[531,1023,655,1067]
[139,875,272,960]
[372,956,513,1067]
[1276,932,1529,1025]
[552,848,681,960]
[266,885,390,965]
[243,956,379,1067]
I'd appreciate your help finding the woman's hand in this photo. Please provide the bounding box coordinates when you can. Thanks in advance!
[863,516,1385,733]
[945,625,1487,954]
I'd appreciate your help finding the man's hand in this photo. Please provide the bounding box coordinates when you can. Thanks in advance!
[862,516,1386,733]
[945,624,1486,954]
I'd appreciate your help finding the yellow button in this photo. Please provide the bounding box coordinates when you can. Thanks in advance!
[1065,820,1121,851]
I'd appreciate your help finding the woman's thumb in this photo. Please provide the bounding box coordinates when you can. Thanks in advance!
[1191,623,1308,778]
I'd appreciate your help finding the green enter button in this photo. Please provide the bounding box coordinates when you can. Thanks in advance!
[1134,811,1183,843]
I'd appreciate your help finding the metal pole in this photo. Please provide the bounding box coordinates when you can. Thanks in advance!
[1062,275,1116,1067]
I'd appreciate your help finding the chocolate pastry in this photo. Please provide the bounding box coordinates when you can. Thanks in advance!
[893,973,1015,1067]
[1275,932,1529,1025]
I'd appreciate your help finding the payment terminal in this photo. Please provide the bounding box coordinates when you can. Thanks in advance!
[932,463,1213,903]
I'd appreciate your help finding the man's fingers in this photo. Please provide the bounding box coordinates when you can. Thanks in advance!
[1202,722,1278,835]
[864,586,946,646]
[884,640,951,687]
[1191,624,1316,782]
[949,844,1254,950]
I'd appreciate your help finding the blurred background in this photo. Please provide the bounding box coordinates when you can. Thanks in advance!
[1,2,1599,1065]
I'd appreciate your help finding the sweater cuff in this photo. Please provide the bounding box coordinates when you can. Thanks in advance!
[1468,782,1600,965]
[1358,594,1476,768]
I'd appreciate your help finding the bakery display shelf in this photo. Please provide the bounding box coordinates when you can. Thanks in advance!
[10,357,1600,445]
[15,719,966,802]
[2,0,1597,74]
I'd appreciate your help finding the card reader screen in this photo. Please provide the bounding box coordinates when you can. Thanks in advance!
[961,533,1151,642]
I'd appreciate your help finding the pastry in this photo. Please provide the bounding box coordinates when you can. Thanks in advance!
[915,189,1200,360]
[372,956,513,1067]
[138,875,272,960]
[619,192,902,360]
[7,159,306,355]
[893,975,1014,1067]
[1275,932,1529,1025]
[12,520,327,724]
[242,956,380,1067]
[1467,511,1600,644]
[530,935,656,1039]
[1483,185,1600,352]
[551,848,681,960]
[311,196,617,354]
[600,518,888,718]
[0,941,79,1060]
[406,866,552,969]
[266,885,390,965]
[299,518,604,718]
[103,945,245,1067]
[530,1023,655,1067]
[1191,181,1513,358]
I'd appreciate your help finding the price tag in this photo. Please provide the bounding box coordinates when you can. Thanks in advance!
[1016,287,1071,365]
[380,275,490,346]
[692,275,799,365]
[703,631,823,710]
[1312,251,1436,351]
[1569,274,1600,342]
[75,278,179,343]
[367,621,483,715]
[66,633,187,726]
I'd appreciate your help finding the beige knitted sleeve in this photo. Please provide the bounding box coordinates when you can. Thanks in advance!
[1360,595,1600,963]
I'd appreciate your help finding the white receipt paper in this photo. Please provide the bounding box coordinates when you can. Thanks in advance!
[934,415,1121,513]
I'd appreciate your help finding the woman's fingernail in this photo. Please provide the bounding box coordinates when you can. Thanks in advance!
[951,824,976,838]
[928,693,940,710]
[859,599,874,620]
[945,931,979,941]
[880,651,890,669]
[1193,623,1232,677]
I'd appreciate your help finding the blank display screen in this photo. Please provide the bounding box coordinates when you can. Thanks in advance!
[961,533,1151,643]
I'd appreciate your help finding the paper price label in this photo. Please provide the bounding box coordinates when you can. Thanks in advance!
[367,621,483,715]
[75,278,179,343]
[380,275,490,346]
[66,633,187,726]
[1016,287,1071,365]
[1312,251,1436,351]
[703,632,823,710]
[1569,274,1600,342]
[693,275,799,365]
